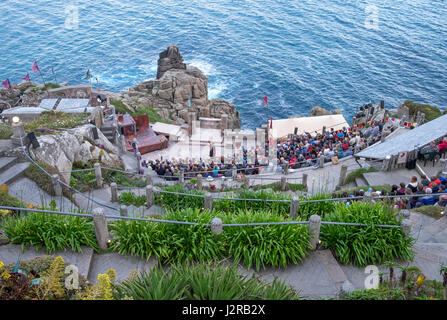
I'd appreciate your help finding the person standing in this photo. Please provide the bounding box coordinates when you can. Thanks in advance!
[209,141,215,159]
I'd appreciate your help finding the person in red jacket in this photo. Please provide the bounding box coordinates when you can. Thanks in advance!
[437,138,447,153]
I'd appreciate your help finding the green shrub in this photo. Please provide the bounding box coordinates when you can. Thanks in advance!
[109,209,223,263]
[24,111,86,135]
[298,193,337,220]
[344,168,378,185]
[118,192,146,207]
[344,288,407,300]
[110,99,132,114]
[401,100,441,122]
[0,126,13,139]
[222,210,311,271]
[113,262,300,300]
[214,190,291,215]
[133,106,168,123]
[320,202,414,267]
[154,184,205,211]
[2,212,98,253]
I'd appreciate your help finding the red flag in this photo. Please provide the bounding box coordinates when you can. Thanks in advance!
[21,73,30,81]
[32,61,40,72]
[263,96,268,104]
[1,79,11,89]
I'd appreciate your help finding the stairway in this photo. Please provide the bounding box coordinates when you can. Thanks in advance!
[100,120,115,143]
[410,212,447,281]
[0,156,30,186]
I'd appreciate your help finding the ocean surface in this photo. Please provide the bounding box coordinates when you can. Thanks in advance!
[0,0,446,129]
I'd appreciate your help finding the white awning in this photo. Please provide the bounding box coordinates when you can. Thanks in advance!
[356,114,447,159]
[270,114,349,140]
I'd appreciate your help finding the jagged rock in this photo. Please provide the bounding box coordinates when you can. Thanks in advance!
[157,45,187,79]
[208,99,241,129]
[30,125,121,183]
[69,124,117,154]
[332,109,342,115]
[29,131,79,183]
[75,141,94,164]
[310,106,331,116]
[113,46,240,129]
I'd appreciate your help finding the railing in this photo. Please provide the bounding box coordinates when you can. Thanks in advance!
[0,203,407,252]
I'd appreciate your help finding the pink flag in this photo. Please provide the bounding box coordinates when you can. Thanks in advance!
[22,73,30,81]
[32,61,40,72]
[262,96,268,104]
[1,79,11,89]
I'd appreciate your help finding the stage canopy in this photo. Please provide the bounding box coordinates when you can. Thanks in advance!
[356,114,447,160]
[270,114,349,140]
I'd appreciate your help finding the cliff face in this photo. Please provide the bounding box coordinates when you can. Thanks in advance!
[120,46,241,129]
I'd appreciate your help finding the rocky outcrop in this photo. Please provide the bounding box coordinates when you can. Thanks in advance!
[0,82,51,109]
[29,124,121,183]
[118,46,241,129]
[157,46,187,79]
[310,106,331,116]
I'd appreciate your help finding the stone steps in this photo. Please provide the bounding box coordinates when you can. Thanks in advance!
[0,156,18,172]
[354,176,368,187]
[0,161,30,186]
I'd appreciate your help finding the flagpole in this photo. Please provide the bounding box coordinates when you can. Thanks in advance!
[51,67,57,84]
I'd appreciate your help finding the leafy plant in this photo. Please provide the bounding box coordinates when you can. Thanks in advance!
[2,212,98,253]
[118,191,146,207]
[113,262,300,300]
[344,167,378,185]
[320,202,414,267]
[222,210,311,271]
[154,184,205,211]
[214,190,291,215]
[109,208,224,263]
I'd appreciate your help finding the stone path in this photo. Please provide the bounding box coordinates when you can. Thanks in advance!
[8,177,76,211]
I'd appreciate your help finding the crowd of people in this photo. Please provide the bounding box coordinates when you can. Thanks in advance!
[277,123,385,168]
[142,157,261,180]
[330,174,447,210]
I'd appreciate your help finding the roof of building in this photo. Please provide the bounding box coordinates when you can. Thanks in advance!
[356,114,447,159]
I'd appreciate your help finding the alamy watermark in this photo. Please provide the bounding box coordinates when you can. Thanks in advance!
[65,264,80,290]
[365,5,379,30]
[364,265,380,289]
[65,5,79,30]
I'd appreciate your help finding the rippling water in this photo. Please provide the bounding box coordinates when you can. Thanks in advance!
[0,0,446,128]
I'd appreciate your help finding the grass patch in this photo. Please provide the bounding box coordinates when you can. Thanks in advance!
[401,100,442,122]
[320,201,414,267]
[44,83,61,89]
[113,262,300,300]
[110,99,132,115]
[0,126,13,139]
[23,162,73,200]
[133,105,168,123]
[251,182,305,192]
[24,111,87,136]
[410,205,445,219]
[70,161,146,192]
[344,167,378,185]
